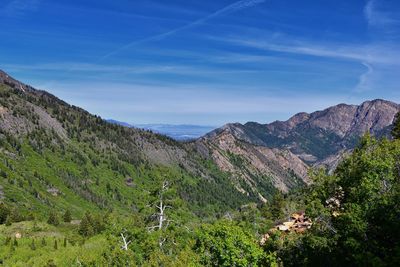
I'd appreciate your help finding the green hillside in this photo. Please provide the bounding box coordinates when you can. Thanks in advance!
[1,76,399,266]
[0,82,253,221]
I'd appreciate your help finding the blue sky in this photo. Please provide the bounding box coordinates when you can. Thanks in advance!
[1,0,399,126]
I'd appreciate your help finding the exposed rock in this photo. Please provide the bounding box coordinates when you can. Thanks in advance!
[0,70,34,93]
[201,100,399,196]
[0,106,7,116]
[197,128,309,200]
[262,212,313,243]
[125,177,135,187]
[47,187,60,196]
[0,185,4,200]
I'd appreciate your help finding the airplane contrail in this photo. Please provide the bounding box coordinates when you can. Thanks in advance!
[99,0,266,61]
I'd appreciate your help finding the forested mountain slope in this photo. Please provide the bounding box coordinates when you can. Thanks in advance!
[1,69,398,212]
[0,70,251,219]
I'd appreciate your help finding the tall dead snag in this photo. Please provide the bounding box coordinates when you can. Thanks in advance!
[120,232,131,251]
[147,181,172,232]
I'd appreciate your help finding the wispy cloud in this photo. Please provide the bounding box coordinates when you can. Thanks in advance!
[1,0,41,17]
[225,38,366,61]
[208,28,400,95]
[354,62,374,92]
[213,35,400,66]
[1,62,262,77]
[100,0,266,60]
[364,0,399,27]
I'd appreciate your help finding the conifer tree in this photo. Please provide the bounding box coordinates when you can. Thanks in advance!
[30,239,36,250]
[47,212,60,226]
[392,112,400,139]
[0,203,10,224]
[63,210,72,223]
[41,237,47,247]
[79,212,94,237]
[5,216,12,226]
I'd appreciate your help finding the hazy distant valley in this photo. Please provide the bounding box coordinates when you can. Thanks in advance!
[107,120,216,141]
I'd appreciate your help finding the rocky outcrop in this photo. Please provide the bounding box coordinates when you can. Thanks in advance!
[260,212,312,245]
[0,70,34,93]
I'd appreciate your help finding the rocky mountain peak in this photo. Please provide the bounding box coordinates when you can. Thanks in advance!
[202,99,399,167]
[0,70,33,92]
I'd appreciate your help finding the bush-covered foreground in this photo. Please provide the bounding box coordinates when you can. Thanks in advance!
[1,133,399,266]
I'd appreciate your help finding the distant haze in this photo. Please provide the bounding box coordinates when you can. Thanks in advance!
[107,120,215,140]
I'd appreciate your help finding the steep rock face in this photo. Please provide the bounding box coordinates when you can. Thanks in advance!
[199,99,399,200]
[197,129,309,200]
[205,100,399,163]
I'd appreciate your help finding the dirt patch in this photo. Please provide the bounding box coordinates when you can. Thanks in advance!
[0,106,7,116]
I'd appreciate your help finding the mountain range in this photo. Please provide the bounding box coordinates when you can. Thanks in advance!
[195,99,399,200]
[0,69,399,208]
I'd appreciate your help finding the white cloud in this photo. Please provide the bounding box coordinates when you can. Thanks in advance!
[1,62,262,77]
[100,0,266,60]
[213,35,400,66]
[364,0,399,27]
[207,32,400,96]
[354,62,374,92]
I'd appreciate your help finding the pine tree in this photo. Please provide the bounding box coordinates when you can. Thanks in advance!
[392,112,400,139]
[79,212,94,237]
[63,210,72,223]
[46,259,56,267]
[269,192,285,220]
[30,239,36,250]
[47,212,59,226]
[5,216,12,226]
[0,203,10,224]
[4,237,11,245]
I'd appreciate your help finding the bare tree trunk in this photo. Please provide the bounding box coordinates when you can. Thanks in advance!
[148,181,171,232]
[120,233,131,250]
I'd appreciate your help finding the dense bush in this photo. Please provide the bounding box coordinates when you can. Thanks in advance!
[194,221,277,266]
[265,135,400,266]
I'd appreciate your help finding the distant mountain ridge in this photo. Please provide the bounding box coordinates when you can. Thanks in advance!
[197,99,399,197]
[205,99,399,163]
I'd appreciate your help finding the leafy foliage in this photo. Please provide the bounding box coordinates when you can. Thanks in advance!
[265,135,400,266]
[1,82,399,266]
[392,112,400,139]
[194,221,277,266]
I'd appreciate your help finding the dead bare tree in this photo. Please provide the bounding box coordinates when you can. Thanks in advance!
[147,181,172,232]
[120,232,131,251]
